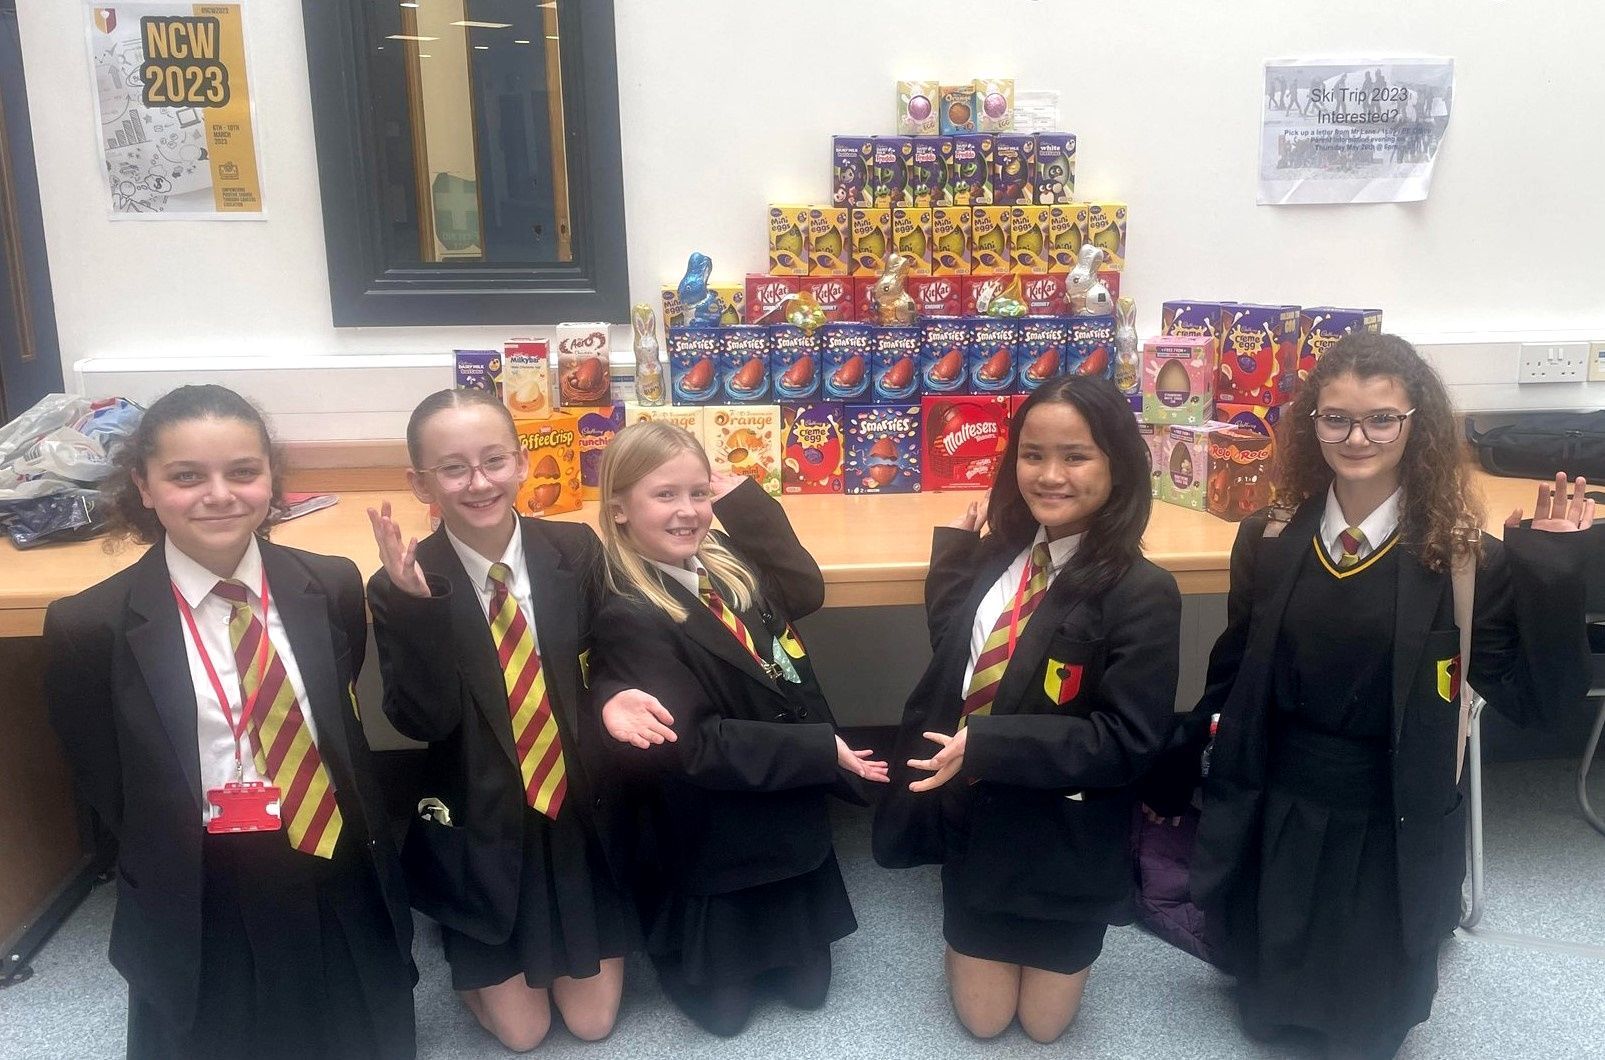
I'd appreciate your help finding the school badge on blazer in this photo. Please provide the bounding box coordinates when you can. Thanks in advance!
[348,680,361,720]
[1436,654,1461,703]
[578,648,592,688]
[1043,660,1083,706]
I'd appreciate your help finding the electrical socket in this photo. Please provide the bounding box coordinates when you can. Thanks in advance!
[1589,341,1605,382]
[1518,342,1589,384]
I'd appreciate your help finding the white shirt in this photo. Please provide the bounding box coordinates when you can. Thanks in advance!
[653,557,703,598]
[1320,485,1403,563]
[445,523,543,653]
[166,537,319,822]
[962,526,1084,693]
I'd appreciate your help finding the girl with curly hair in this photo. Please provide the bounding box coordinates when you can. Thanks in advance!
[1156,333,1594,1058]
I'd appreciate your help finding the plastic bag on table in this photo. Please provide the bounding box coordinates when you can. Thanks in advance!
[0,488,106,549]
[0,394,142,546]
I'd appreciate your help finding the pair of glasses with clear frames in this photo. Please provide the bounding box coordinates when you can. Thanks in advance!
[1309,408,1417,444]
[417,450,522,490]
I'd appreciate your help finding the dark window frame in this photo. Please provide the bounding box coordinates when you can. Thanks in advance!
[300,0,629,327]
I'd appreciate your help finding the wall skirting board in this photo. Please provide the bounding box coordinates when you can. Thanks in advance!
[74,333,1602,442]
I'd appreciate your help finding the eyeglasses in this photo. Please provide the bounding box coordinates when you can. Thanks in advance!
[418,451,523,489]
[1310,408,1417,444]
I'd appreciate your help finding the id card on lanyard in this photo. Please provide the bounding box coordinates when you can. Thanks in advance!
[172,568,283,834]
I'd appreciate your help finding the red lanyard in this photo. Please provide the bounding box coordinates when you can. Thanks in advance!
[171,567,272,779]
[1005,547,1041,659]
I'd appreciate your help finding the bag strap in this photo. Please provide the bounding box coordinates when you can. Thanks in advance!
[1451,552,1475,783]
[1260,505,1296,539]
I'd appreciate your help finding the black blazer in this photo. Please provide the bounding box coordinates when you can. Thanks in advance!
[44,540,414,1031]
[874,526,1183,925]
[368,516,618,946]
[589,478,866,898]
[1177,500,1592,957]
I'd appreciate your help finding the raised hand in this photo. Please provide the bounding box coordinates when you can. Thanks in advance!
[366,501,430,597]
[946,491,989,532]
[1506,473,1595,533]
[601,689,677,748]
[907,727,968,792]
[710,471,747,501]
[834,735,890,783]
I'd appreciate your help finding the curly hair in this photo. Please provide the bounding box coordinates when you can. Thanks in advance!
[103,385,284,547]
[1277,332,1481,572]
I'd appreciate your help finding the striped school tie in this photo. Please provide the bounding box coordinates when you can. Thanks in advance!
[214,580,342,858]
[1336,526,1367,569]
[698,571,779,678]
[961,543,1053,722]
[487,563,567,819]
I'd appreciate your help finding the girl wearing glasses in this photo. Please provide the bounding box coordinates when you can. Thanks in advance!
[366,388,666,1050]
[1151,333,1593,1058]
[874,376,1183,1044]
[586,422,888,1037]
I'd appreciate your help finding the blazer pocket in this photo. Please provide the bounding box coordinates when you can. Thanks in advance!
[1039,635,1105,713]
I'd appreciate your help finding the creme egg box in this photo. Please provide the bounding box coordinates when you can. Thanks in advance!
[1217,303,1299,406]
[1296,306,1383,385]
[844,403,922,494]
[1142,335,1217,427]
[782,402,845,495]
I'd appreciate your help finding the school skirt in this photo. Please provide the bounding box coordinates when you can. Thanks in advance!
[1227,724,1439,1056]
[126,823,416,1060]
[940,861,1108,975]
[440,803,637,991]
[646,849,857,986]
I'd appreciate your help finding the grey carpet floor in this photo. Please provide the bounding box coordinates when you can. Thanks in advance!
[3,757,1601,1059]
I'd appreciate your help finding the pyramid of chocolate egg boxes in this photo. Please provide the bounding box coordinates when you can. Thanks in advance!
[655,79,1131,498]
[1141,303,1385,521]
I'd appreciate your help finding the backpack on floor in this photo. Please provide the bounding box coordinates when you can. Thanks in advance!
[1466,412,1605,481]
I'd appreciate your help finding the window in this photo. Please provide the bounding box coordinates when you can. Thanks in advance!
[302,0,628,326]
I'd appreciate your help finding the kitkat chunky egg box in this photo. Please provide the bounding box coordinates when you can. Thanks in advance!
[514,415,581,517]
[844,403,921,494]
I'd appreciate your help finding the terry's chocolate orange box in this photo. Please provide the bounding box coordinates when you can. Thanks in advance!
[703,405,782,497]
[513,415,581,517]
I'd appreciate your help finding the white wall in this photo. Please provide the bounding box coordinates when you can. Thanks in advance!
[17,0,1605,436]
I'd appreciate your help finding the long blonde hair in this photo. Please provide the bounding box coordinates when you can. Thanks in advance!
[598,421,758,623]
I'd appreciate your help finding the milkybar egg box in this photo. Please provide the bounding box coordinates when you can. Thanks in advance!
[503,339,551,418]
[844,403,922,494]
[513,415,581,517]
[1142,335,1217,426]
[703,405,782,497]
[782,402,845,494]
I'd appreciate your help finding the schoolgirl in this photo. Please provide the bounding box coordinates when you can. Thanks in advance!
[587,421,887,1037]
[367,388,661,1050]
[44,385,416,1059]
[1168,333,1593,1058]
[872,374,1183,1043]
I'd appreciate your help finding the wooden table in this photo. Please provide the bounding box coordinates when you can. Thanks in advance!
[0,471,1554,637]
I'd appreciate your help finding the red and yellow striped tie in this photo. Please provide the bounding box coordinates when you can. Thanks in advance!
[214,580,342,859]
[698,571,772,674]
[1336,526,1367,569]
[488,563,567,819]
[960,543,1053,723]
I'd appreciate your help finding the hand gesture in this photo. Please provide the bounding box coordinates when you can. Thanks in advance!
[366,501,430,598]
[710,471,746,501]
[834,735,890,783]
[1506,473,1595,534]
[946,492,988,532]
[908,726,968,792]
[1140,803,1184,828]
[601,689,677,748]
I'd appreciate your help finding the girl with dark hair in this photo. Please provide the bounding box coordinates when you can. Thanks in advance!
[367,387,668,1050]
[1160,332,1593,1058]
[45,384,417,1059]
[873,374,1183,1043]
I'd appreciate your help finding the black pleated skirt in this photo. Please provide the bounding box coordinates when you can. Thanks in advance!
[441,803,637,991]
[646,849,857,986]
[126,826,416,1060]
[1230,724,1439,1058]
